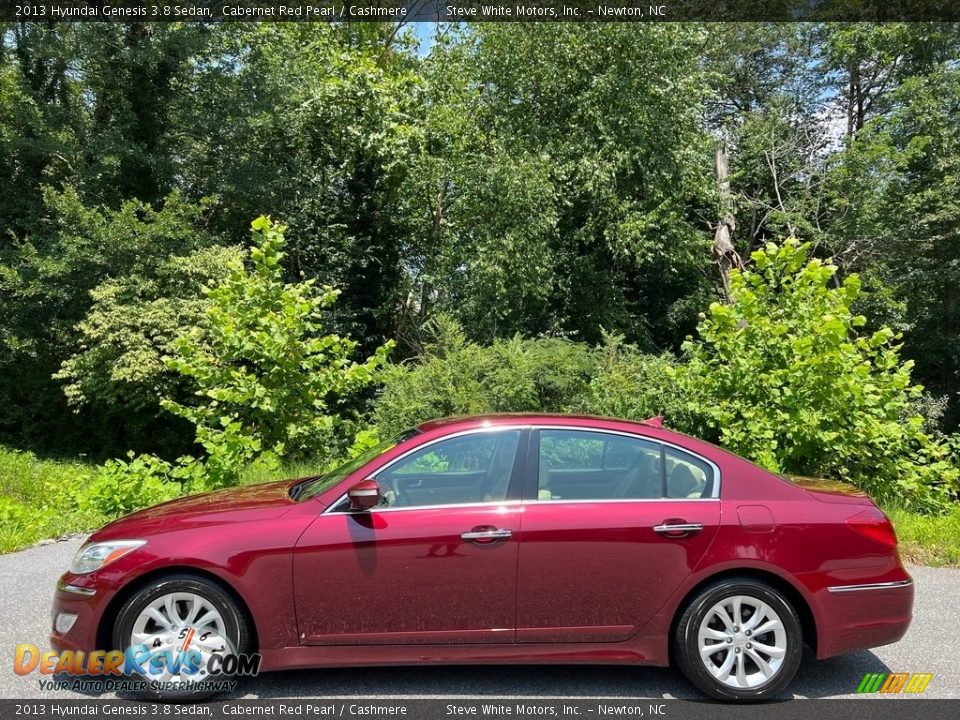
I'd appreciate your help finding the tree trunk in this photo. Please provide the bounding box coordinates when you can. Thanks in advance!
[713,142,744,302]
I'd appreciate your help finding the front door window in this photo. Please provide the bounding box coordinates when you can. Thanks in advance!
[377,430,522,508]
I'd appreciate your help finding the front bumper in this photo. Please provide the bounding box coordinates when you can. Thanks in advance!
[50,575,113,654]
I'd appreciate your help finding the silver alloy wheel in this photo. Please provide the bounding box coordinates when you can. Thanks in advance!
[697,594,788,689]
[130,591,229,685]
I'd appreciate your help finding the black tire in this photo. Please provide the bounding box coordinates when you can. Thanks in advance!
[673,577,803,702]
[112,573,252,701]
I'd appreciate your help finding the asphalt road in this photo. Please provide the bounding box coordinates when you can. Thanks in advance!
[1,537,957,701]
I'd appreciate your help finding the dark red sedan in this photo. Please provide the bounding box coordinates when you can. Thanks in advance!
[51,414,913,701]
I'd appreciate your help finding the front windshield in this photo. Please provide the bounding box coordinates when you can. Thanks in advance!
[292,429,420,502]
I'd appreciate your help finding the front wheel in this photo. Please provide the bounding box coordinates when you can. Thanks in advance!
[112,573,252,700]
[673,577,803,702]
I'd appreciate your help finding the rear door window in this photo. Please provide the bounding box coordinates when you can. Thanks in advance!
[536,429,663,501]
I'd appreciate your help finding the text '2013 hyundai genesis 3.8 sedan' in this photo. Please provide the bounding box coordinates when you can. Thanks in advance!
[51,414,913,701]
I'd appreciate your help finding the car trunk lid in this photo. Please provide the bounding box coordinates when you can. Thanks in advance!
[779,474,874,505]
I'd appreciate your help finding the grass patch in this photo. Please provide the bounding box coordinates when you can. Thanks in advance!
[0,446,108,554]
[238,458,330,486]
[0,445,332,554]
[885,505,960,567]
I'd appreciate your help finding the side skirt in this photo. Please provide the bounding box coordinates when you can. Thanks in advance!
[258,636,669,673]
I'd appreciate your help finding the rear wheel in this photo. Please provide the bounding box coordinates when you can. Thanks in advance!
[112,574,251,700]
[674,577,803,702]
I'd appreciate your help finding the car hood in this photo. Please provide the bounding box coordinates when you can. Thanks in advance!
[91,479,303,540]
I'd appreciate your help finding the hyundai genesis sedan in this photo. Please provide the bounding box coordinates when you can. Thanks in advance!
[51,414,913,701]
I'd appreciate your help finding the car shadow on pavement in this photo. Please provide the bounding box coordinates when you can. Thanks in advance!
[56,648,891,702]
[240,649,892,701]
[790,648,893,698]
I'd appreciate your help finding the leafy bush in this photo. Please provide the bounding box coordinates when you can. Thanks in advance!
[76,453,182,517]
[0,497,41,547]
[573,332,688,424]
[375,317,692,437]
[1,188,219,455]
[373,316,593,436]
[678,239,959,511]
[56,245,240,416]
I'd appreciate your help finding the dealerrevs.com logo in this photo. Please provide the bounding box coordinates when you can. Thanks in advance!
[14,642,260,693]
[857,672,933,694]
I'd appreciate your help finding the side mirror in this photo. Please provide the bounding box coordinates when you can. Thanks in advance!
[347,479,381,511]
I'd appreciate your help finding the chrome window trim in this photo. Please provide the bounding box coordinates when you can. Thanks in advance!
[322,426,530,515]
[322,422,722,514]
[827,579,913,593]
[533,425,722,500]
[526,498,720,505]
[330,500,525,516]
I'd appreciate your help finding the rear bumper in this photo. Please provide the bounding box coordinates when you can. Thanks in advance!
[812,574,914,659]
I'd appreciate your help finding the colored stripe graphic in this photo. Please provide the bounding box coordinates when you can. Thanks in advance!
[858,672,932,694]
[904,673,933,694]
[181,627,195,652]
[858,673,886,693]
[880,673,909,693]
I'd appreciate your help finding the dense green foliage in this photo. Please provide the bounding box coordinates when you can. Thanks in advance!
[399,25,715,346]
[76,453,181,518]
[0,189,220,453]
[679,241,958,510]
[74,217,392,510]
[1,22,959,547]
[374,317,592,436]
[375,320,684,438]
[54,243,240,453]
[164,216,391,484]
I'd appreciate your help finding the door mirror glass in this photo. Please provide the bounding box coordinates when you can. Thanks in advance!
[347,479,381,510]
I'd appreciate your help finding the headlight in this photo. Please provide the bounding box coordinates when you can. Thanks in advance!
[70,540,145,574]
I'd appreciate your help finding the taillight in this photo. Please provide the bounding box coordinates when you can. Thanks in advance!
[846,508,898,547]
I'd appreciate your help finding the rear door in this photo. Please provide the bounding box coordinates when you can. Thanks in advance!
[516,428,721,643]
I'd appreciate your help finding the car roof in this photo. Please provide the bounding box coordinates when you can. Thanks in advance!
[416,413,665,433]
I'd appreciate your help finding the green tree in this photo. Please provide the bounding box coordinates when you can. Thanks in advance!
[401,24,717,349]
[176,24,420,347]
[824,69,960,429]
[0,23,84,239]
[54,244,241,455]
[73,23,208,205]
[679,239,957,510]
[822,24,958,137]
[163,216,393,486]
[0,189,216,453]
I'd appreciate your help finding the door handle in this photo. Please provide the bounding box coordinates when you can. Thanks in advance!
[461,528,513,543]
[652,521,703,536]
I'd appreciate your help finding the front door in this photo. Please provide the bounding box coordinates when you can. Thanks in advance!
[516,428,721,642]
[294,428,526,645]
